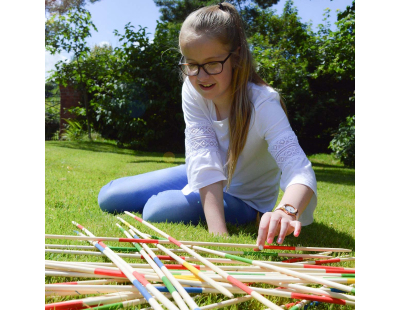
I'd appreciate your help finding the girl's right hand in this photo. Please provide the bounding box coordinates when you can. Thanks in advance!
[256,210,301,246]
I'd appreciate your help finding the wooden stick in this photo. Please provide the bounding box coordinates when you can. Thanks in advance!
[71,221,167,310]
[45,291,141,310]
[116,223,189,310]
[45,248,249,263]
[88,294,173,310]
[199,295,252,310]
[117,217,202,310]
[45,233,351,252]
[192,245,356,294]
[125,211,282,310]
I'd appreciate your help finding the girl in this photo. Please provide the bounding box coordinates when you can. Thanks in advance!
[98,2,317,247]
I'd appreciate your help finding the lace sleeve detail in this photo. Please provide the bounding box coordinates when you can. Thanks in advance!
[185,122,219,158]
[268,130,307,171]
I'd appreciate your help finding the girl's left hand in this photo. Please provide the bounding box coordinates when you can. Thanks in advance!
[256,210,301,246]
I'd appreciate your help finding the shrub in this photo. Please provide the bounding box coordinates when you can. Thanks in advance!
[329,115,355,167]
[61,119,104,142]
[45,115,59,140]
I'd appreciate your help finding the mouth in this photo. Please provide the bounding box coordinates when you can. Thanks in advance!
[199,83,216,91]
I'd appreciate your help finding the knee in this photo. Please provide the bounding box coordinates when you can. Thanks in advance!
[98,180,146,214]
[143,191,203,224]
[98,181,121,213]
[98,181,110,209]
[142,194,167,222]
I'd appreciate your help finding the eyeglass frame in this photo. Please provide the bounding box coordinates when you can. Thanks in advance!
[178,53,232,76]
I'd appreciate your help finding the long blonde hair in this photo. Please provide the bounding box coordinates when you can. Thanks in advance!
[179,2,287,191]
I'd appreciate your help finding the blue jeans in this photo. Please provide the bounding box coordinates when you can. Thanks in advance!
[98,165,258,225]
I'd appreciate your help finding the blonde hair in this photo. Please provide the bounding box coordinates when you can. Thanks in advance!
[179,2,287,191]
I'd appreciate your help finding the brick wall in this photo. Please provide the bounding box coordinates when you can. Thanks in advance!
[59,84,81,138]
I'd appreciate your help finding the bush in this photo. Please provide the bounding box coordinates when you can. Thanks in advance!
[329,115,355,167]
[61,119,104,142]
[45,112,59,140]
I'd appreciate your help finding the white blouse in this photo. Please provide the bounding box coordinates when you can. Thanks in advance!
[181,78,317,226]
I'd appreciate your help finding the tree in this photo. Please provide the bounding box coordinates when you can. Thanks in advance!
[46,7,98,139]
[312,1,355,82]
[91,21,186,151]
[45,0,100,15]
[153,0,280,37]
[249,0,354,153]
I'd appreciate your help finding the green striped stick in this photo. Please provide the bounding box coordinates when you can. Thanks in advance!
[116,223,189,310]
[45,234,351,252]
[72,223,171,310]
[126,212,283,310]
[192,245,356,294]
[117,217,202,310]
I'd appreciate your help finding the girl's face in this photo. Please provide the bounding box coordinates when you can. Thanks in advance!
[180,35,234,106]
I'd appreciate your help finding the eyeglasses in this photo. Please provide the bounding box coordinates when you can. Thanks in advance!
[178,53,232,76]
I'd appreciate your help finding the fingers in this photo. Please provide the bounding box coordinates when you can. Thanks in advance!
[257,211,302,247]
[256,212,273,247]
[275,219,301,244]
[293,220,301,237]
[276,219,290,244]
[266,214,281,244]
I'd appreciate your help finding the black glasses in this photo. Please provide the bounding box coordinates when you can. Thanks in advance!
[178,53,232,76]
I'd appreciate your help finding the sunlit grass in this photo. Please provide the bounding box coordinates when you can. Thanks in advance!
[46,141,355,309]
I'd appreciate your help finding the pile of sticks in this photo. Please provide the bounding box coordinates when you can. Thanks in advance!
[45,211,355,310]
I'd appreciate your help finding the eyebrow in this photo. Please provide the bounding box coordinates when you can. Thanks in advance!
[184,55,225,62]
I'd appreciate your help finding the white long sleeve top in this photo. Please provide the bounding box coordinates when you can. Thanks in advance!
[181,77,317,225]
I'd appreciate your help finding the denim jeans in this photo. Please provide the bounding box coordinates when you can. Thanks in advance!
[98,164,258,225]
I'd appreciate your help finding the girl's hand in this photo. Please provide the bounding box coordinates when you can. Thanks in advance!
[256,210,301,246]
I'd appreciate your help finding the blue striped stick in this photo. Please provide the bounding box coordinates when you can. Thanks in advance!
[117,216,202,310]
[72,221,168,310]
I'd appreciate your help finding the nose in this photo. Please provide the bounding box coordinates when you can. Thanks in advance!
[197,66,210,81]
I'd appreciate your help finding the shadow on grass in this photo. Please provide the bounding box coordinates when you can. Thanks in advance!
[227,221,355,251]
[47,141,185,158]
[314,168,354,186]
[311,162,345,169]
[128,159,186,165]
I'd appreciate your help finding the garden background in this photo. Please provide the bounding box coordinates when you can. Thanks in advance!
[43,0,358,309]
[45,0,355,166]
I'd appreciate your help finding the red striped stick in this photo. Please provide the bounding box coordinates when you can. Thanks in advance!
[46,259,199,270]
[294,257,355,265]
[126,211,283,310]
[72,222,168,310]
[45,291,140,310]
[45,234,161,243]
[192,245,356,294]
[45,234,351,252]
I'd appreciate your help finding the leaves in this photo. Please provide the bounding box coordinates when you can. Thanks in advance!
[46,0,355,154]
[329,115,355,167]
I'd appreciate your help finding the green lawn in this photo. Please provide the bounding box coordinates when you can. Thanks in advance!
[45,141,355,309]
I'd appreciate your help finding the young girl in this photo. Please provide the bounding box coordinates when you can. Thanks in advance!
[98,2,317,247]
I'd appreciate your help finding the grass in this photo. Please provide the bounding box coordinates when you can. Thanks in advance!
[45,141,355,309]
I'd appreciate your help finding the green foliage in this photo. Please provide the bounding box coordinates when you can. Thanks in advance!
[46,7,98,139]
[313,1,355,81]
[329,115,355,168]
[47,0,355,154]
[45,82,60,140]
[46,116,60,141]
[250,0,354,153]
[89,22,185,151]
[45,0,101,15]
[153,0,281,24]
[61,119,105,142]
[60,119,85,140]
